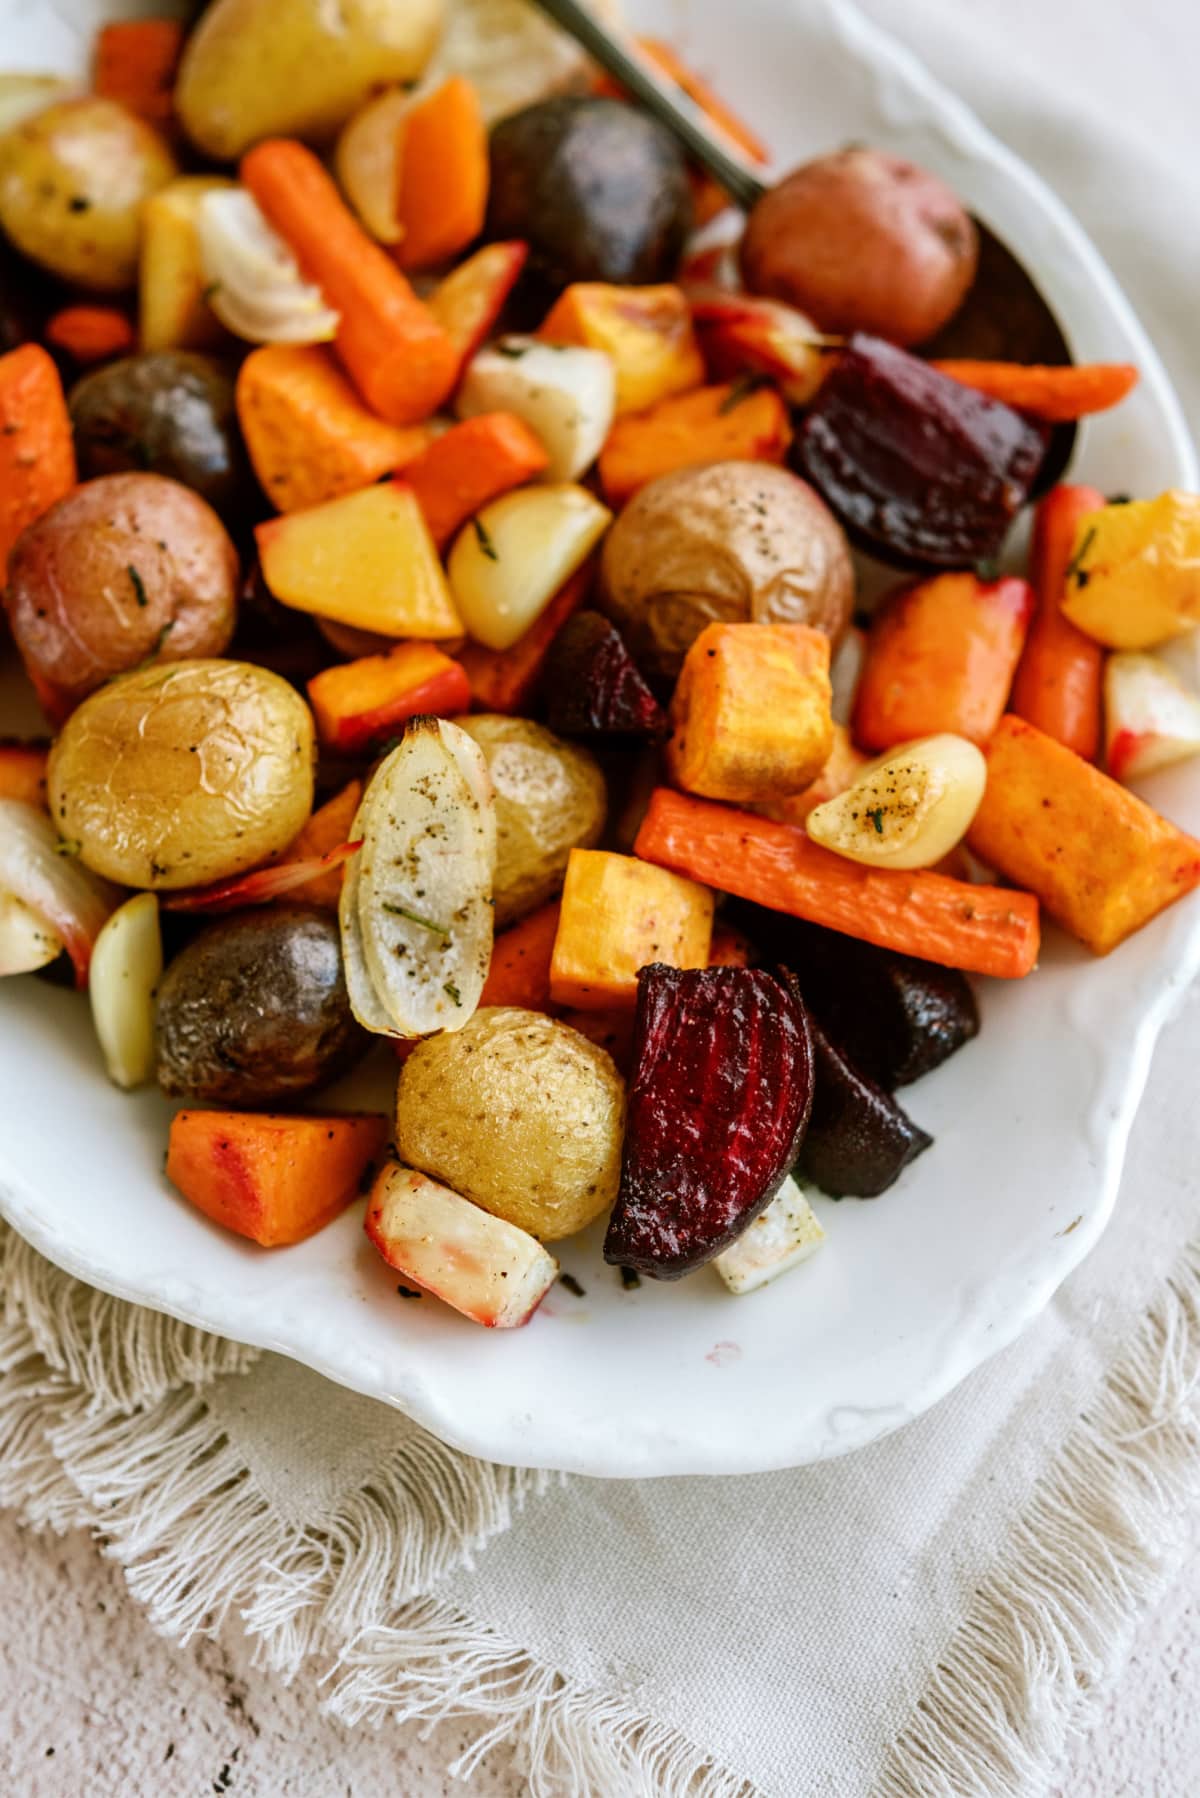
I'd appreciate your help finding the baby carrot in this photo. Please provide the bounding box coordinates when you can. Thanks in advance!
[634,787,1041,978]
[403,413,549,549]
[931,361,1138,422]
[241,139,459,426]
[395,77,489,272]
[1010,484,1106,761]
[45,305,135,364]
[0,344,76,578]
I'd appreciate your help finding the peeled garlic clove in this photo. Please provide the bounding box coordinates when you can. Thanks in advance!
[806,733,986,870]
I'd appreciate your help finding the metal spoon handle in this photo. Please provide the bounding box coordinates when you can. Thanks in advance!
[530,0,768,212]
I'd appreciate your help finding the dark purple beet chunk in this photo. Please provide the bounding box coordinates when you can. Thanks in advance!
[795,333,1048,568]
[542,611,667,743]
[603,964,814,1279]
[796,1018,931,1198]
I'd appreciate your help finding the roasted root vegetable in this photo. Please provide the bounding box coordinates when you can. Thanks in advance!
[1059,491,1200,649]
[0,344,76,579]
[603,964,814,1278]
[403,413,550,549]
[339,718,496,1038]
[456,715,606,927]
[365,1163,559,1329]
[0,799,118,987]
[395,77,488,271]
[806,734,987,871]
[968,715,1200,955]
[237,345,430,513]
[458,561,593,714]
[635,788,1040,979]
[332,84,411,246]
[1010,483,1106,760]
[456,338,616,484]
[45,305,135,365]
[282,781,363,908]
[196,186,339,346]
[759,724,869,826]
[796,1018,931,1198]
[712,1175,825,1295]
[479,902,561,1010]
[539,283,704,416]
[1105,653,1200,782]
[447,484,611,652]
[48,660,315,892]
[689,291,827,407]
[931,360,1139,421]
[69,352,248,517]
[600,461,854,680]
[168,1108,389,1249]
[598,380,792,506]
[307,644,471,755]
[0,744,49,809]
[139,175,238,354]
[88,893,162,1089]
[257,483,462,639]
[396,1007,625,1239]
[667,622,834,804]
[0,76,74,137]
[94,19,183,125]
[541,612,666,745]
[160,843,361,915]
[0,894,62,978]
[426,240,529,370]
[241,138,458,425]
[853,574,1035,750]
[796,335,1047,569]
[549,848,714,1009]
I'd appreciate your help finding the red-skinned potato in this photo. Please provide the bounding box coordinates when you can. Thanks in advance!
[740,148,978,347]
[4,473,237,709]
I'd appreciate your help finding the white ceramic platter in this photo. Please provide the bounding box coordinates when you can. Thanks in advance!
[1,0,1197,1476]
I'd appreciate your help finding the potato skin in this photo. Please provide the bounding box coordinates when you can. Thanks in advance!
[0,99,176,292]
[156,905,366,1104]
[740,149,977,348]
[5,473,238,707]
[456,714,606,927]
[396,1007,625,1240]
[70,354,250,517]
[600,461,855,680]
[48,659,315,890]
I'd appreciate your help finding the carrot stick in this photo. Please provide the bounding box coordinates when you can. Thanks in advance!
[241,139,459,426]
[403,413,549,549]
[94,18,185,126]
[634,787,1041,978]
[458,560,593,713]
[395,77,489,272]
[930,360,1139,422]
[44,305,135,365]
[0,344,76,579]
[480,902,561,1010]
[1010,484,1106,761]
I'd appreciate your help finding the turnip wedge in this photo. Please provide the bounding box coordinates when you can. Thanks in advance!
[339,717,496,1037]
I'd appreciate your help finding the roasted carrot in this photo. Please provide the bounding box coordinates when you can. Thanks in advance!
[241,139,459,426]
[167,1110,390,1248]
[427,241,529,371]
[0,742,49,808]
[931,360,1139,422]
[395,77,489,272]
[44,305,135,364]
[634,787,1041,979]
[403,414,549,549]
[459,560,593,713]
[0,344,76,579]
[306,643,471,754]
[480,902,562,1010]
[854,573,1035,751]
[1010,484,1106,760]
[599,381,791,504]
[94,18,184,125]
[968,715,1200,955]
[285,780,364,907]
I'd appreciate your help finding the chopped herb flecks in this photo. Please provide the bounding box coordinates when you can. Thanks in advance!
[719,373,771,415]
[867,807,885,835]
[127,563,148,608]
[54,838,81,858]
[619,1266,641,1290]
[473,515,499,561]
[1066,525,1097,585]
[382,902,451,939]
[559,1272,586,1297]
[443,980,462,1006]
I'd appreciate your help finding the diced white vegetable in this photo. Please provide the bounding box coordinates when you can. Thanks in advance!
[88,893,163,1089]
[713,1176,826,1295]
[807,733,986,871]
[340,718,497,1038]
[0,800,118,985]
[0,891,62,976]
[365,1164,558,1328]
[1104,651,1200,783]
[447,483,612,652]
[196,187,339,344]
[456,338,616,482]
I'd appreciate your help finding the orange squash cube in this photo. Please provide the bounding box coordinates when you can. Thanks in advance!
[549,848,714,1009]
[306,642,471,754]
[539,283,704,415]
[668,622,834,804]
[598,381,791,505]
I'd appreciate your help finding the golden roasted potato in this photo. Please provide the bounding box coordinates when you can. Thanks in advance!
[396,1007,626,1240]
[48,660,315,890]
[0,98,176,291]
[599,461,854,681]
[456,714,606,927]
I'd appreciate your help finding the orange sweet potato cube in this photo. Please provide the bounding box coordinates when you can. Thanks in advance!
[549,849,714,1009]
[598,381,791,505]
[306,642,471,754]
[166,1110,390,1247]
[967,714,1200,954]
[667,622,834,804]
[539,283,704,415]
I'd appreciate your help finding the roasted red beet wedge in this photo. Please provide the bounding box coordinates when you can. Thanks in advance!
[796,1018,931,1198]
[603,964,814,1279]
[795,333,1048,568]
[542,611,667,744]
